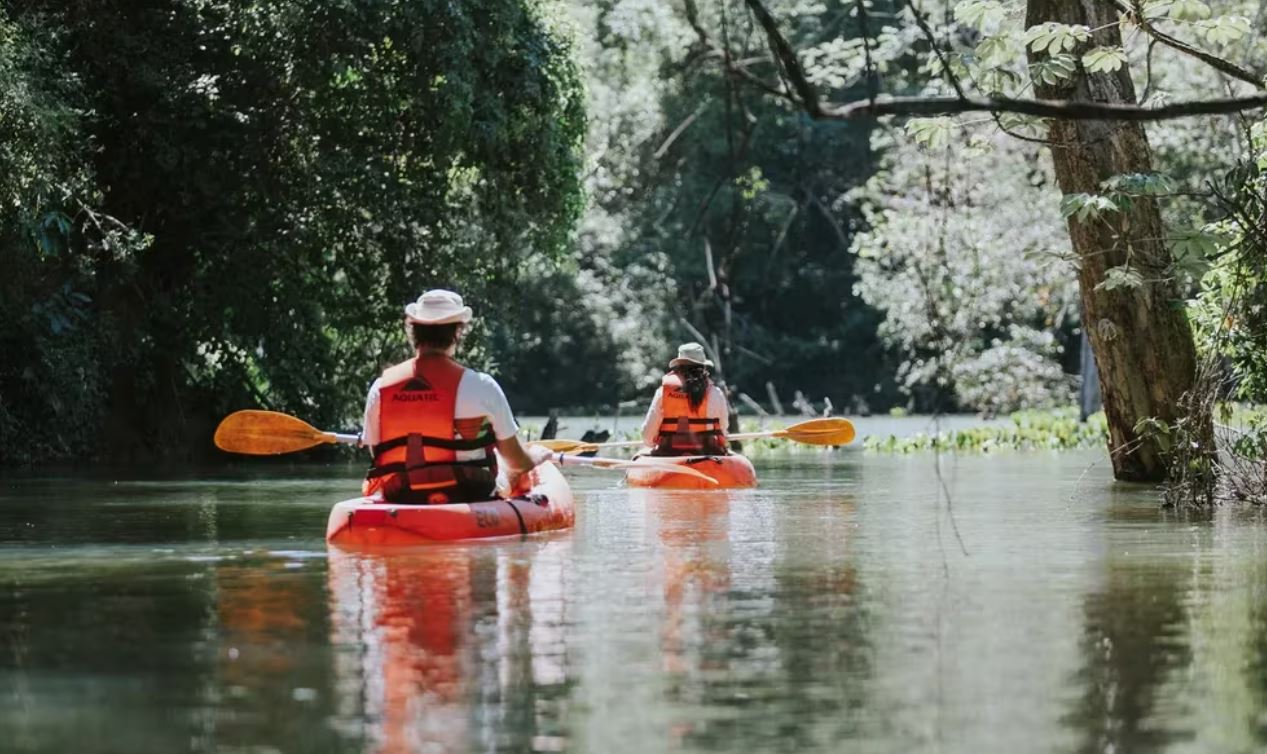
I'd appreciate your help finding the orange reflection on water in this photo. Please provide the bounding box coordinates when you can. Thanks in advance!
[326,540,570,754]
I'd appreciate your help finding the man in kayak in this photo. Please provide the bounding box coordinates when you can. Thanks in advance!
[640,342,731,456]
[360,289,550,504]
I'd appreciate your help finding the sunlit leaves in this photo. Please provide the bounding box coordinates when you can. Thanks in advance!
[906,117,954,150]
[1195,16,1251,45]
[974,35,1016,66]
[997,111,1043,137]
[1170,227,1225,260]
[1023,23,1091,55]
[976,66,1022,94]
[1096,265,1145,291]
[1061,193,1121,222]
[1081,46,1127,74]
[1155,0,1212,20]
[953,0,1006,31]
[1028,53,1076,85]
[1101,172,1175,196]
[1144,0,1214,20]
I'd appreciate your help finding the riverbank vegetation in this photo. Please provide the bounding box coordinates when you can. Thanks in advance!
[3,0,1267,495]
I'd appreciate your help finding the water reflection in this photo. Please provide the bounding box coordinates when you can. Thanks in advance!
[213,558,343,751]
[13,457,1267,753]
[1065,558,1192,753]
[632,487,871,752]
[325,540,572,754]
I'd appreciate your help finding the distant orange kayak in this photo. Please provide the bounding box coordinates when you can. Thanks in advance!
[326,462,575,545]
[625,454,758,489]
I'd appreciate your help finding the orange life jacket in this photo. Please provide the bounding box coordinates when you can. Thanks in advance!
[365,354,497,504]
[654,372,726,456]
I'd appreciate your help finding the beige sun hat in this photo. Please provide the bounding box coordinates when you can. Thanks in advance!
[404,289,473,325]
[669,342,714,368]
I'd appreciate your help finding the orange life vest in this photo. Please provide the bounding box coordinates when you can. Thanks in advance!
[365,354,497,504]
[654,372,726,456]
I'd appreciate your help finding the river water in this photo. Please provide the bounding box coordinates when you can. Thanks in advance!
[4,419,1267,753]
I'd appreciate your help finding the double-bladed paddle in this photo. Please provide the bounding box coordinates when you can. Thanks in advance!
[533,416,857,454]
[213,410,718,484]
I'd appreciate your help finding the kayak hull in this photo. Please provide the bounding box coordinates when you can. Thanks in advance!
[625,454,758,489]
[326,462,575,545]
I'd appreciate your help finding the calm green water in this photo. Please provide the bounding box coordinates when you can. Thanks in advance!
[4,443,1267,753]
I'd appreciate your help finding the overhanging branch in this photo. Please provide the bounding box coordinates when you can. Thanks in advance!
[1114,0,1264,89]
[826,92,1267,121]
[737,0,1267,123]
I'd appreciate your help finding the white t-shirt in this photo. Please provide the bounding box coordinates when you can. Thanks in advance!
[640,384,730,446]
[361,368,519,461]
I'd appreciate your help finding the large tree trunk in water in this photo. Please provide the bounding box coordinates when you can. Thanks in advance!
[1026,0,1207,481]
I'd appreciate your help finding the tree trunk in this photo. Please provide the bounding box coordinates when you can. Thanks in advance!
[1026,0,1208,481]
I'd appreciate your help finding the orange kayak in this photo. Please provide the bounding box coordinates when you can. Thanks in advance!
[625,454,758,489]
[326,462,575,545]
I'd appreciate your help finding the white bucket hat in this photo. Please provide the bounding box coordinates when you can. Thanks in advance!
[669,342,713,368]
[404,289,473,325]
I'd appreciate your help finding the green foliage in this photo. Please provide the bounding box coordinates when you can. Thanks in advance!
[1080,46,1128,74]
[1061,193,1122,222]
[1023,23,1091,55]
[1096,265,1145,292]
[1,0,584,462]
[573,0,897,414]
[907,117,954,150]
[864,408,1108,452]
[1190,118,1267,405]
[851,129,1080,413]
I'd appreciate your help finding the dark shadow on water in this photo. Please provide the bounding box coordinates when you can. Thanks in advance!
[1062,537,1193,752]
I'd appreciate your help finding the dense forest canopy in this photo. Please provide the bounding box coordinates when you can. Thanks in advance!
[3,0,1267,477]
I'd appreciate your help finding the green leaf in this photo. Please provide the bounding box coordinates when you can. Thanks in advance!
[1081,46,1127,74]
[1167,0,1211,20]
[1100,172,1175,196]
[906,117,954,150]
[974,35,1015,66]
[997,111,1042,135]
[1096,265,1145,292]
[977,66,1022,94]
[1196,16,1250,44]
[1029,53,1077,85]
[953,0,1007,30]
[1169,227,1226,260]
[1023,23,1091,55]
[1061,193,1120,222]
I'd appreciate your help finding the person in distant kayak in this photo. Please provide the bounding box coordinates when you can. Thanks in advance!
[360,289,550,504]
[640,342,730,456]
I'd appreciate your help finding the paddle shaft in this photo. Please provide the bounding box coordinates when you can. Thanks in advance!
[551,452,718,484]
[537,429,791,451]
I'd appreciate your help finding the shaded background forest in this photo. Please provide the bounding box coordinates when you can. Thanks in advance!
[2,0,1261,464]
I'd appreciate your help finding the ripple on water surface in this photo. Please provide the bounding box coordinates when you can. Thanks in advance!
[3,451,1267,753]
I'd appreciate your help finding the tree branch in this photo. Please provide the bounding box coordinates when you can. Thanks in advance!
[742,0,825,115]
[826,92,1267,120]
[1116,0,1264,89]
[737,0,1267,122]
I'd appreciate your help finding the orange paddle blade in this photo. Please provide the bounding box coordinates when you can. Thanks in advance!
[776,417,856,446]
[213,410,335,455]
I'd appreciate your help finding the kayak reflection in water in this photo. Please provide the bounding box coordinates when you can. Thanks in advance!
[359,289,551,504]
[639,342,731,457]
[327,545,570,754]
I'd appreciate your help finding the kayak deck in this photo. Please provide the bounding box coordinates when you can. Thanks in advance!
[625,453,758,489]
[326,462,575,545]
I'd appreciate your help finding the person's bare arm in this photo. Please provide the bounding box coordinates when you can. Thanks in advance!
[497,436,548,471]
[497,436,553,490]
[641,388,664,447]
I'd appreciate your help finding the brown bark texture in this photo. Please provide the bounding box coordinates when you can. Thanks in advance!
[1026,0,1207,481]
